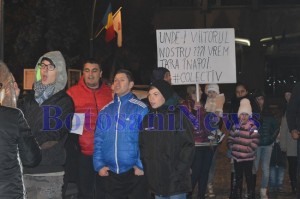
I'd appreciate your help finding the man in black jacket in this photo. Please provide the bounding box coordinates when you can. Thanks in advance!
[286,82,300,198]
[19,51,74,199]
[0,61,41,198]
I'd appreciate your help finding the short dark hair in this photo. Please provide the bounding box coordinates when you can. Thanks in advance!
[114,69,134,82]
[82,58,101,70]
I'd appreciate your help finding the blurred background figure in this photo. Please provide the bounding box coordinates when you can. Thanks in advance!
[0,61,41,198]
[280,89,298,195]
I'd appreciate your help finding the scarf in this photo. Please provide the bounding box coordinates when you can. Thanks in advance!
[34,81,55,105]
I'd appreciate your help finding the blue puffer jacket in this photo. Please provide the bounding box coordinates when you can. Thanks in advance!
[93,92,149,174]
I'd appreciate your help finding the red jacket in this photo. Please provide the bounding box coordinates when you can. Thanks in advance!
[67,76,112,155]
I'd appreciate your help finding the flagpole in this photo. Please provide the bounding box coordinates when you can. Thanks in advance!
[89,0,97,57]
[94,7,122,39]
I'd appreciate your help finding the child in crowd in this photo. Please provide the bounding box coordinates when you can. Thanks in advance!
[227,98,259,199]
[269,134,286,193]
[205,84,225,142]
[140,80,195,199]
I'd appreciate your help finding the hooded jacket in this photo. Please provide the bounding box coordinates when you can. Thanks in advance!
[139,105,195,197]
[19,51,74,174]
[93,92,148,174]
[67,76,112,155]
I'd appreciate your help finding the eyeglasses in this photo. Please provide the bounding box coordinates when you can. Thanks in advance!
[38,63,56,71]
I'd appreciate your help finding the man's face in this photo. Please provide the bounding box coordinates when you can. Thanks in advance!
[113,73,134,97]
[83,63,102,89]
[40,60,57,85]
[148,87,165,109]
[164,72,172,84]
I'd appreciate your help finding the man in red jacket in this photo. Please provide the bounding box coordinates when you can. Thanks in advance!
[67,58,112,199]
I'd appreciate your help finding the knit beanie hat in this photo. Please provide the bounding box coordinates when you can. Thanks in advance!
[238,98,252,117]
[151,80,173,101]
[206,84,220,94]
[151,67,170,83]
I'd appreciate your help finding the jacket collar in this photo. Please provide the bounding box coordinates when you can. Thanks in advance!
[78,76,103,91]
[114,92,134,103]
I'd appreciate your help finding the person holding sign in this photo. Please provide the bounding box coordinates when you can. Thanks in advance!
[182,85,218,199]
[67,58,112,199]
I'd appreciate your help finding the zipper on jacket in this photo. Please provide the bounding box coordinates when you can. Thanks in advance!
[115,97,121,174]
[93,91,99,114]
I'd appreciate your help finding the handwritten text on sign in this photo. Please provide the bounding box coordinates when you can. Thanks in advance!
[156,29,236,84]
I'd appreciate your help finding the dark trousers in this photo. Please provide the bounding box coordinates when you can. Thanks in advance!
[104,169,148,199]
[233,160,254,199]
[78,153,105,199]
[287,156,297,192]
[191,146,216,199]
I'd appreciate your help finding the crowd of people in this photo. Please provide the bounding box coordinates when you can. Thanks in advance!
[0,51,299,199]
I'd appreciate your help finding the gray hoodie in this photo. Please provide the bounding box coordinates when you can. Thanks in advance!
[35,51,67,94]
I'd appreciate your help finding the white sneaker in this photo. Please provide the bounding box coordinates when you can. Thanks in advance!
[260,188,268,199]
[207,183,216,198]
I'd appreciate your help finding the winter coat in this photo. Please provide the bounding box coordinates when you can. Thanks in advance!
[139,106,195,196]
[181,99,219,146]
[93,92,148,174]
[67,76,112,156]
[0,106,41,198]
[20,90,74,174]
[258,115,279,146]
[227,120,259,162]
[19,51,74,174]
[280,112,297,157]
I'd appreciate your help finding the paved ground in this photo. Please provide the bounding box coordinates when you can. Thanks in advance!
[190,141,297,199]
[65,141,297,199]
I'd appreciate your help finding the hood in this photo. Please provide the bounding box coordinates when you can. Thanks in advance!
[35,51,67,94]
[0,61,17,108]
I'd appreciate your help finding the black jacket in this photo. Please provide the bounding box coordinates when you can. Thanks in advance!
[0,106,41,198]
[139,107,195,196]
[19,90,74,174]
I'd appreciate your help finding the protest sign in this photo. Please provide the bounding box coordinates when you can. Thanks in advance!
[156,28,236,84]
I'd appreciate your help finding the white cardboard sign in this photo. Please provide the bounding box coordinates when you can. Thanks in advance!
[156,28,236,85]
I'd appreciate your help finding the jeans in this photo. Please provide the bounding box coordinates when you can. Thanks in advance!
[253,144,273,188]
[269,166,285,189]
[24,174,64,199]
[207,146,218,184]
[155,193,186,199]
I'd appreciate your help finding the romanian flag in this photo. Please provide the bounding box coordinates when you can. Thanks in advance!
[113,9,122,47]
[102,3,115,42]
